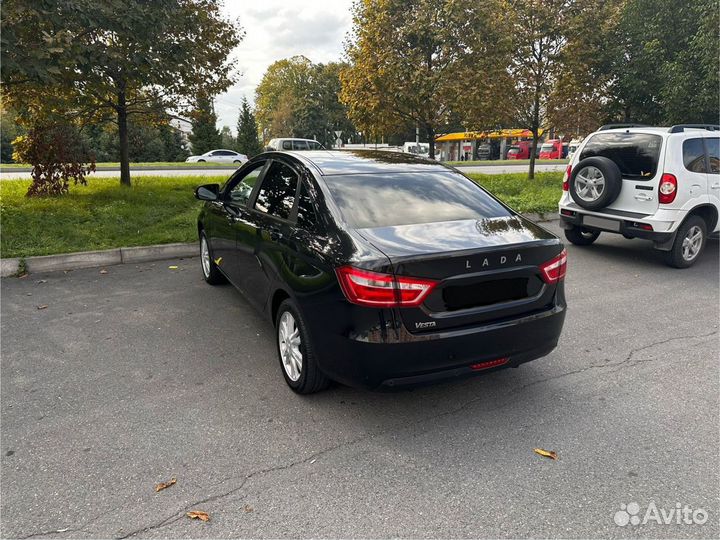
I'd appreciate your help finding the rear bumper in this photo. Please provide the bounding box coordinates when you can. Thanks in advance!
[308,300,566,390]
[559,210,675,247]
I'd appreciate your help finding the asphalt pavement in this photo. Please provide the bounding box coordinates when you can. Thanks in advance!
[1,222,718,538]
[0,163,565,180]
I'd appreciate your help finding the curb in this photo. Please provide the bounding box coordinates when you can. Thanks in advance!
[522,212,560,223]
[1,242,197,277]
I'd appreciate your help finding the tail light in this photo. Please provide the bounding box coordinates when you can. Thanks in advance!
[539,249,567,284]
[658,173,677,204]
[335,266,437,307]
[563,165,571,191]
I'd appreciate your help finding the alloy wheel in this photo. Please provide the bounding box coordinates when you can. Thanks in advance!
[278,311,302,381]
[200,236,211,277]
[575,166,606,202]
[681,225,703,261]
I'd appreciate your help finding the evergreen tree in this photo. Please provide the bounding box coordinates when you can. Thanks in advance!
[236,98,263,157]
[189,94,222,154]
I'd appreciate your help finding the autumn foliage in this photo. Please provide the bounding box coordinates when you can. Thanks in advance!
[13,120,96,197]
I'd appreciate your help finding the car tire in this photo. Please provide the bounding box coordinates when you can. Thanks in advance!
[564,227,600,246]
[233,160,241,163]
[275,299,331,394]
[569,157,622,210]
[199,231,226,285]
[198,159,206,163]
[664,216,707,268]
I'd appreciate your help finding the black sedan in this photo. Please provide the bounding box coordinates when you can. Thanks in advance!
[195,150,567,393]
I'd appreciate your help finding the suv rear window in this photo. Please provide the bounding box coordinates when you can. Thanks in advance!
[580,133,662,179]
[323,171,510,228]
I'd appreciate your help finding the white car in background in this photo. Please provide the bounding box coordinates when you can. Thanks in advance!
[186,149,248,164]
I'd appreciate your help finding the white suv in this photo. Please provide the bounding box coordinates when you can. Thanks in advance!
[558,124,719,267]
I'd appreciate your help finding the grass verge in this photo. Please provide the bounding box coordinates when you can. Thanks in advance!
[0,172,562,259]
[0,176,227,258]
[445,159,568,166]
[467,172,562,214]
[0,161,236,170]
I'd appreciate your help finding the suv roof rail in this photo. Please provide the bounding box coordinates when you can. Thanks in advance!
[597,123,649,131]
[668,124,720,133]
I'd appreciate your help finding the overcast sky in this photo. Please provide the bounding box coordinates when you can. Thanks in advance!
[216,0,354,132]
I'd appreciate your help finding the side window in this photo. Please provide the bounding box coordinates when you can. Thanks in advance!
[282,140,292,150]
[292,140,309,150]
[682,138,707,173]
[308,141,322,150]
[297,181,319,230]
[706,138,719,174]
[254,161,298,220]
[228,163,265,205]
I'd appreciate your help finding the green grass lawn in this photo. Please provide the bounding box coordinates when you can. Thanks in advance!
[0,172,562,259]
[467,172,562,214]
[444,158,568,166]
[0,161,236,169]
[0,176,226,258]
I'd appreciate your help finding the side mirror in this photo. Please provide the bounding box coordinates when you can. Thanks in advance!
[195,184,220,201]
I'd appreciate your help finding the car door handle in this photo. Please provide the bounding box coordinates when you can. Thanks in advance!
[268,227,283,241]
[634,193,653,201]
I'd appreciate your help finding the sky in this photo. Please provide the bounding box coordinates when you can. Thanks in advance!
[216,0,354,132]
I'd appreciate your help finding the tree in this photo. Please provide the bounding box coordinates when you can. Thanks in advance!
[255,57,358,146]
[605,0,719,124]
[1,0,242,186]
[236,98,263,157]
[189,94,222,155]
[13,117,95,196]
[220,126,235,150]
[340,0,507,158]
[504,0,568,179]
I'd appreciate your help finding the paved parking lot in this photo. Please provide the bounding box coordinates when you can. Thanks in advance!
[1,222,718,539]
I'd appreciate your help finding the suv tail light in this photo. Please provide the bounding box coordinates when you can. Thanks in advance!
[563,165,571,191]
[539,249,567,284]
[658,173,677,204]
[335,266,438,307]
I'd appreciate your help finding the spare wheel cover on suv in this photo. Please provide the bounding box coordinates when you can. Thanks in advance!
[569,156,622,210]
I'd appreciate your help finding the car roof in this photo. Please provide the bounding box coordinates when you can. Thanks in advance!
[276,149,450,176]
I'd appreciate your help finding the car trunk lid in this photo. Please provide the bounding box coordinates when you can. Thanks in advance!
[356,216,563,332]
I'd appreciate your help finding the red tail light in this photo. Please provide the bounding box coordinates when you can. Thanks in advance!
[563,165,571,191]
[539,249,567,284]
[335,266,437,307]
[658,173,677,204]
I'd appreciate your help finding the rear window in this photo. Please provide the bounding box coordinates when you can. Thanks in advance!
[322,171,511,229]
[580,133,662,179]
[540,144,553,151]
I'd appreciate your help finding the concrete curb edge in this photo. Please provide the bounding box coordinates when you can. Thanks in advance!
[1,242,197,277]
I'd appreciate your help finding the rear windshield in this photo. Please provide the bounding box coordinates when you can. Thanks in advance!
[580,133,662,179]
[322,171,511,229]
[540,144,553,151]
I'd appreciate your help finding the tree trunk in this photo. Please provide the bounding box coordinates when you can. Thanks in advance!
[529,129,538,180]
[425,123,435,159]
[529,88,541,180]
[117,90,131,187]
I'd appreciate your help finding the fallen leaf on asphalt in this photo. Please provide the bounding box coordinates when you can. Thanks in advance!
[99,269,108,274]
[244,504,253,513]
[154,478,176,492]
[533,448,558,460]
[187,510,210,522]
[18,273,28,279]
[214,257,222,265]
[36,304,48,310]
[168,265,178,270]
